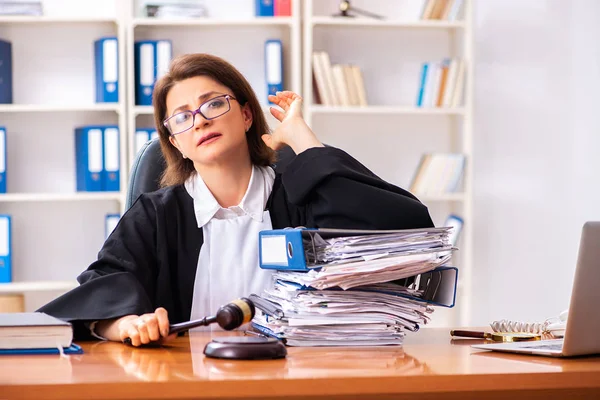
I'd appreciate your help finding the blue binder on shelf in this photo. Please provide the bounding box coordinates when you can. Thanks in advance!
[264,39,283,104]
[0,40,12,104]
[134,40,172,106]
[0,126,6,194]
[0,214,11,283]
[74,126,104,192]
[102,126,120,192]
[134,128,158,156]
[94,37,119,103]
[105,213,120,240]
[255,0,274,16]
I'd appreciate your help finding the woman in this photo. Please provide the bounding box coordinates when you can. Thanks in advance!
[39,53,434,346]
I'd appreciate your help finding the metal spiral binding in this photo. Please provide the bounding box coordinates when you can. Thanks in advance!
[490,319,550,334]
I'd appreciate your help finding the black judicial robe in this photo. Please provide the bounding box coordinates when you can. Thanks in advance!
[38,147,434,340]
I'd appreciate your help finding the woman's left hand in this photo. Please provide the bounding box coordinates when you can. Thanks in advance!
[264,91,323,154]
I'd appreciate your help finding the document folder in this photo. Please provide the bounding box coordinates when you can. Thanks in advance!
[74,126,103,192]
[0,40,12,104]
[102,126,120,192]
[0,215,10,283]
[259,227,452,271]
[134,40,172,105]
[94,37,118,103]
[0,127,6,193]
[265,39,283,104]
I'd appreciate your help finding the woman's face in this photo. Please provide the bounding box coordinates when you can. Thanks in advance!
[166,75,252,166]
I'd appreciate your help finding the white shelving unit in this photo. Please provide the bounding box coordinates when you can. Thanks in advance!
[302,0,474,327]
[0,1,474,325]
[0,1,128,309]
[125,0,302,171]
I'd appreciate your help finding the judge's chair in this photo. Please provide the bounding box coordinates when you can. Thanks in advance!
[125,138,297,210]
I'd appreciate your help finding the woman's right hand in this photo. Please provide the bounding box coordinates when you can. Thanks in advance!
[97,307,176,346]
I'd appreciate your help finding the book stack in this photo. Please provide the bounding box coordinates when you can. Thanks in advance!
[250,227,458,347]
[420,0,463,21]
[312,51,367,107]
[409,153,465,196]
[416,58,465,108]
[0,312,81,355]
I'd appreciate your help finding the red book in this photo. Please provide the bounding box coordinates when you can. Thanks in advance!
[274,0,291,16]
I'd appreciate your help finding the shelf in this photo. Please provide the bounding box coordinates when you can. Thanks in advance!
[310,16,464,29]
[0,192,122,203]
[416,193,466,202]
[310,105,465,116]
[133,106,154,116]
[0,16,118,24]
[133,17,294,27]
[0,281,78,293]
[0,104,121,113]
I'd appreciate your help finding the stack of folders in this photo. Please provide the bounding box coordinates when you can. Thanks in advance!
[250,227,458,347]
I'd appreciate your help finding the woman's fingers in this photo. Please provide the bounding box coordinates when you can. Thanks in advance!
[267,94,287,111]
[154,307,170,338]
[127,325,142,347]
[269,106,285,122]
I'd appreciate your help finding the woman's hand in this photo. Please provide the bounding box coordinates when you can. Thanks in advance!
[96,307,176,347]
[264,91,324,154]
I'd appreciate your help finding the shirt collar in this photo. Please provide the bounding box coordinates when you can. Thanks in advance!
[184,165,275,228]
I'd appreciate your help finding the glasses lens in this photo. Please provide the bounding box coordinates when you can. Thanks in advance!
[201,96,230,120]
[167,111,194,135]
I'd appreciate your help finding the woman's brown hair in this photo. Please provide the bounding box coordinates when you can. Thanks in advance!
[153,53,276,187]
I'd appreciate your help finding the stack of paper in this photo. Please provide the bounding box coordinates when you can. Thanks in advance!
[251,227,458,347]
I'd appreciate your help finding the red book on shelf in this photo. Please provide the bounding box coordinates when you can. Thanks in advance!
[274,0,291,16]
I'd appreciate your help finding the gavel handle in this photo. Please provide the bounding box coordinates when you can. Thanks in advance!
[169,316,217,335]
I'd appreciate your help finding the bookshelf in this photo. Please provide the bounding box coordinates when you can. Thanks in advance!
[0,1,474,327]
[125,0,302,171]
[302,0,474,327]
[0,1,128,309]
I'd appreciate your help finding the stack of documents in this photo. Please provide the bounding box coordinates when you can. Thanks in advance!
[251,227,458,347]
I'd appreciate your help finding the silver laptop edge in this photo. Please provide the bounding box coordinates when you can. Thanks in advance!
[472,221,600,357]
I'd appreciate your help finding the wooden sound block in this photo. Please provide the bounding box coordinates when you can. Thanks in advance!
[0,294,25,313]
[203,336,287,360]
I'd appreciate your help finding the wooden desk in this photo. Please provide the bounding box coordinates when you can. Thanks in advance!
[1,328,600,400]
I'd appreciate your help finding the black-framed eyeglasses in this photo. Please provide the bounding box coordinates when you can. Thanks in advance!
[163,94,237,136]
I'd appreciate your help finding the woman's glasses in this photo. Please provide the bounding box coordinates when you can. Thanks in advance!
[164,94,237,136]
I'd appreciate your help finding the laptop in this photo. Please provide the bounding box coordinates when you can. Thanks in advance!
[471,221,600,357]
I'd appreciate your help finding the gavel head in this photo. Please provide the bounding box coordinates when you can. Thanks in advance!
[216,297,256,330]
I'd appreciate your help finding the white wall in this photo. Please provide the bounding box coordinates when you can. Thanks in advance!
[471,0,600,326]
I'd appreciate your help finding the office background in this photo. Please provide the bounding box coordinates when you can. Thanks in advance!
[0,0,593,329]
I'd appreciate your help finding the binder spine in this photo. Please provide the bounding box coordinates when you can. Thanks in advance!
[0,214,11,283]
[135,40,172,106]
[0,40,12,104]
[102,126,120,192]
[134,128,152,156]
[135,41,155,106]
[94,37,119,103]
[255,0,274,16]
[105,213,120,240]
[259,229,308,271]
[0,127,6,193]
[75,127,103,192]
[265,39,283,104]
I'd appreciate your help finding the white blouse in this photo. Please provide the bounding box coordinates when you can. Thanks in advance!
[184,165,276,329]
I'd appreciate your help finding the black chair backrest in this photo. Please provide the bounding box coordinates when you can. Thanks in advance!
[125,138,297,211]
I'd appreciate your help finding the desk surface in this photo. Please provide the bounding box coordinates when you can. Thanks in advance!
[1,328,600,400]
